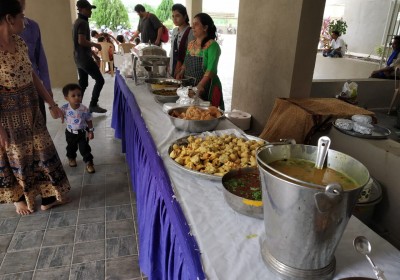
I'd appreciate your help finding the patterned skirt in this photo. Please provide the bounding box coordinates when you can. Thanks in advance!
[0,83,70,210]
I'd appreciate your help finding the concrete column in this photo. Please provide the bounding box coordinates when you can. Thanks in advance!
[186,0,203,21]
[231,0,325,134]
[24,0,78,87]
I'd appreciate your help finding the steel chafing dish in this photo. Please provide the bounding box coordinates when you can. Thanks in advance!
[131,43,170,85]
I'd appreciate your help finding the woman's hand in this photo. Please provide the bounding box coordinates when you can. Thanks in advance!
[196,83,205,95]
[0,125,9,148]
[49,106,64,123]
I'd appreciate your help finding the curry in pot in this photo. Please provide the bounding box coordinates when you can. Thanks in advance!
[268,158,358,190]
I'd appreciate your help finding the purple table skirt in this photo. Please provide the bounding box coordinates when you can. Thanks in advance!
[111,71,205,280]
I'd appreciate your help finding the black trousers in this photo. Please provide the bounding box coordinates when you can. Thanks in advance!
[76,56,105,107]
[65,129,94,163]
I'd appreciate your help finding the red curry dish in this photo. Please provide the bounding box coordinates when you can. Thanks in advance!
[224,170,262,201]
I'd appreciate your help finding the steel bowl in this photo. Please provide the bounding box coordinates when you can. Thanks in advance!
[222,167,263,219]
[167,105,224,133]
[152,88,179,104]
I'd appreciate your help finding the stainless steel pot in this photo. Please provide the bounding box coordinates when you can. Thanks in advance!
[256,143,370,280]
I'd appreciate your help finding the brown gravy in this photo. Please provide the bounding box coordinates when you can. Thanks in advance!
[268,158,358,190]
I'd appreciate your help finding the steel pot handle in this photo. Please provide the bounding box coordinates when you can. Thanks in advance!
[315,183,343,213]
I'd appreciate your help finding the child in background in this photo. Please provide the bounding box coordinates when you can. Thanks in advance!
[61,83,96,173]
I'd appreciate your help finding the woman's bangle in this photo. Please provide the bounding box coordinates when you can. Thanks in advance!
[48,104,58,110]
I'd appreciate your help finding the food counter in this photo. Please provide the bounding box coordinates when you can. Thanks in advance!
[111,71,400,279]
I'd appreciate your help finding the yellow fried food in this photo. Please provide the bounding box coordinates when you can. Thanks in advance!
[170,134,264,176]
[170,106,222,120]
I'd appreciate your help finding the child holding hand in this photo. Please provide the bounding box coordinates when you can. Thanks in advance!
[61,83,96,173]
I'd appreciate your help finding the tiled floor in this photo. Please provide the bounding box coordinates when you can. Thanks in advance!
[0,75,146,280]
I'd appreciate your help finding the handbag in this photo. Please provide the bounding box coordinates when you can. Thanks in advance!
[160,25,169,43]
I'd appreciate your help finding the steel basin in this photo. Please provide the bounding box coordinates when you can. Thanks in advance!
[222,167,263,219]
[167,106,224,133]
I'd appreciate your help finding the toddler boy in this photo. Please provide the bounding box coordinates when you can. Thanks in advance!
[61,83,96,173]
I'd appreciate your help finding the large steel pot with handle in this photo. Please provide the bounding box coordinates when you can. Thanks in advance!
[256,137,370,280]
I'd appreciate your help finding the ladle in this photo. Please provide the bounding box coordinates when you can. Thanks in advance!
[315,136,331,169]
[353,236,386,280]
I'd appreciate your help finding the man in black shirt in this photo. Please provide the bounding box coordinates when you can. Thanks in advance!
[131,4,163,46]
[72,0,107,113]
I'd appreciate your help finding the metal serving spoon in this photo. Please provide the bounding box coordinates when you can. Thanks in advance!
[353,236,386,280]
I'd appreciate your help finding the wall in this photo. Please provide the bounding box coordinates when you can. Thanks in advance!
[24,0,77,88]
[344,0,391,55]
[231,0,325,134]
[310,79,395,110]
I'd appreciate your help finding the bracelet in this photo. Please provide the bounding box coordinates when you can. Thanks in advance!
[48,104,58,110]
[87,127,95,132]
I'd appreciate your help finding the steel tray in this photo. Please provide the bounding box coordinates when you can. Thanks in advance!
[333,122,391,139]
[167,131,266,181]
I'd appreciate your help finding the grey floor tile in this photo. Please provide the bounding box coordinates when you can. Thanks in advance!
[105,173,129,186]
[105,256,141,280]
[64,165,86,176]
[78,208,105,225]
[95,163,127,175]
[51,187,81,213]
[0,235,13,254]
[15,213,49,232]
[33,266,70,280]
[0,271,34,280]
[106,205,132,221]
[106,235,137,259]
[83,172,106,186]
[68,175,84,188]
[42,227,76,247]
[48,211,78,229]
[0,205,19,219]
[0,253,4,263]
[0,249,39,274]
[105,190,131,207]
[7,230,44,252]
[80,185,105,209]
[75,223,105,243]
[36,244,73,269]
[106,220,134,239]
[72,240,105,264]
[70,260,105,280]
[0,218,19,235]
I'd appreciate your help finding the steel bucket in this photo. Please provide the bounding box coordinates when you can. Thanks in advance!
[256,143,370,280]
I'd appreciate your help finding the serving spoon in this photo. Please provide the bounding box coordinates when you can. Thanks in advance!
[353,236,386,280]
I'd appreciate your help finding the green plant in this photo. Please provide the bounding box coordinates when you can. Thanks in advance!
[375,45,384,57]
[329,18,347,36]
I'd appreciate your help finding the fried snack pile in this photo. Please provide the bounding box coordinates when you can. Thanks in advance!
[170,106,222,120]
[169,134,264,176]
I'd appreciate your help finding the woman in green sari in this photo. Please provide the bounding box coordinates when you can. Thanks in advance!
[176,13,224,110]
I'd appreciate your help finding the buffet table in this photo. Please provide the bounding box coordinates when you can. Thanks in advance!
[111,71,400,279]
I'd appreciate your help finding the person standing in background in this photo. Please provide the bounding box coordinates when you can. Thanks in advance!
[169,4,194,78]
[73,0,107,113]
[130,4,163,46]
[18,0,53,121]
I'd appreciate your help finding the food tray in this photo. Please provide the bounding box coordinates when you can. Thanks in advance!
[167,129,266,181]
[152,88,179,104]
[167,106,225,133]
[333,122,391,139]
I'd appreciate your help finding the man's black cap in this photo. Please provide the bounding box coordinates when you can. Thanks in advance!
[77,0,96,9]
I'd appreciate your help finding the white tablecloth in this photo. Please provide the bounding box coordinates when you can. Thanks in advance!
[122,76,400,279]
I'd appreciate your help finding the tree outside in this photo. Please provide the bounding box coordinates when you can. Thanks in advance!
[91,0,130,29]
[156,0,173,23]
